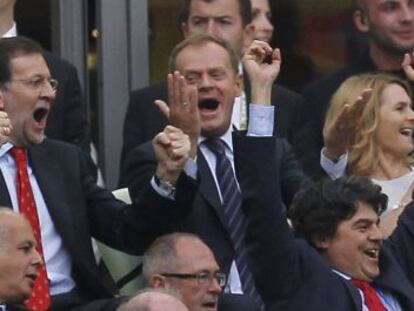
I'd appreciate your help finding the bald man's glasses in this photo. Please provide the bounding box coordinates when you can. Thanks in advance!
[161,271,227,287]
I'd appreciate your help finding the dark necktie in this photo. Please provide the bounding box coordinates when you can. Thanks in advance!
[352,279,387,311]
[10,147,51,311]
[205,139,262,306]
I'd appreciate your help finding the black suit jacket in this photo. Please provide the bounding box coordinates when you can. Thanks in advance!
[0,139,195,310]
[123,132,306,276]
[42,52,90,154]
[119,81,304,186]
[235,134,414,310]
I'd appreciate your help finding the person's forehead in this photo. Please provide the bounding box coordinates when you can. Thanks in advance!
[9,53,50,77]
[177,42,233,71]
[174,237,219,270]
[189,0,241,18]
[0,215,32,246]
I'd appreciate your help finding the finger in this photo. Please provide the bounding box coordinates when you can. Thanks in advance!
[153,132,171,146]
[167,73,175,109]
[154,100,170,119]
[188,85,199,114]
[173,71,182,108]
[272,48,282,62]
[164,125,183,136]
[402,53,414,81]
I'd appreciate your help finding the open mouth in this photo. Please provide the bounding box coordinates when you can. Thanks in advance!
[33,107,49,124]
[399,128,413,137]
[364,248,379,260]
[199,98,220,111]
[202,301,217,310]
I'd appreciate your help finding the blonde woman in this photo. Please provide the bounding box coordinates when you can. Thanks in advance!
[322,72,414,236]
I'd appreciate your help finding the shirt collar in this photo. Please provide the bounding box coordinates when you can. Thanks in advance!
[0,142,15,158]
[198,125,234,153]
[2,22,17,38]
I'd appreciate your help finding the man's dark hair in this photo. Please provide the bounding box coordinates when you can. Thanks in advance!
[289,176,387,250]
[179,0,252,27]
[0,36,43,86]
[168,34,239,74]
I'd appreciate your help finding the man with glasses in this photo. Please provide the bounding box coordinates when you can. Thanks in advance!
[0,36,196,311]
[142,233,259,311]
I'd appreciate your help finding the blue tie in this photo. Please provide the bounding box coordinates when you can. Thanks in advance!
[205,139,262,307]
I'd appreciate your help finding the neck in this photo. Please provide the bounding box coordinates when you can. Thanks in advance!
[369,152,411,180]
[369,44,405,71]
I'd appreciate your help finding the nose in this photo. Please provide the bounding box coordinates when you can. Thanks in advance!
[208,276,222,294]
[400,3,414,22]
[39,80,56,101]
[198,74,214,90]
[32,248,43,267]
[369,224,383,242]
[205,20,220,38]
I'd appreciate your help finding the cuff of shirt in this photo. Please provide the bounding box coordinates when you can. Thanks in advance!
[184,157,198,180]
[151,177,175,200]
[247,104,274,137]
[320,147,348,179]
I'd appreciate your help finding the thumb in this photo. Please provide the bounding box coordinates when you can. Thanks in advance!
[154,100,170,119]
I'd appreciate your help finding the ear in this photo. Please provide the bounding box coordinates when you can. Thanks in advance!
[353,9,369,33]
[242,23,256,54]
[150,274,168,289]
[181,22,190,38]
[313,235,330,251]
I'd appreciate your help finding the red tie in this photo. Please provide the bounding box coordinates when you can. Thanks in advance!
[352,279,387,311]
[10,147,51,311]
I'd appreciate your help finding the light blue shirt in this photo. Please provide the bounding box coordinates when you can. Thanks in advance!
[0,143,75,295]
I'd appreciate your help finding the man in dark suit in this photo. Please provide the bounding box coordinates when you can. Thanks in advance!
[0,36,195,311]
[119,0,304,185]
[0,209,41,311]
[298,0,414,178]
[0,0,90,155]
[123,34,306,305]
[237,132,414,310]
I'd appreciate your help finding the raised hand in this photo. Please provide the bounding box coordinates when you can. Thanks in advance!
[155,71,199,157]
[242,40,281,105]
[402,52,414,81]
[153,125,191,185]
[0,110,12,145]
[323,89,372,161]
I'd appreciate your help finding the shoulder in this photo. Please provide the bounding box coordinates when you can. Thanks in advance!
[130,81,168,101]
[272,84,303,100]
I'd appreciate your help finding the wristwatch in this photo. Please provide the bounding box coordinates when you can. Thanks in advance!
[154,175,176,197]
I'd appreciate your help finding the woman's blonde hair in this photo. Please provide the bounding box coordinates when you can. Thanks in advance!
[324,73,413,176]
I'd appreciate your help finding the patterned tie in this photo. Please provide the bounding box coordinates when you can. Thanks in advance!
[352,279,387,311]
[205,139,262,307]
[10,147,51,311]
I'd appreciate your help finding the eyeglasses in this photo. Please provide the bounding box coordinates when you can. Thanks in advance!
[161,271,227,287]
[8,76,59,92]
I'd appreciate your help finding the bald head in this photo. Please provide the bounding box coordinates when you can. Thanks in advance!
[119,290,189,311]
[0,208,25,247]
[0,208,42,304]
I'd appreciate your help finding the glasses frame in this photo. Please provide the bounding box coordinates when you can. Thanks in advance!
[161,271,227,287]
[7,77,59,92]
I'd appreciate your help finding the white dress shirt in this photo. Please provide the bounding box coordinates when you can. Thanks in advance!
[2,22,16,38]
[181,103,274,294]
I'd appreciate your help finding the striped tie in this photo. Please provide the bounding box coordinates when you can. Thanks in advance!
[205,139,262,307]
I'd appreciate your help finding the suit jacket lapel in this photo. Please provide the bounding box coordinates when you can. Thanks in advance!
[28,143,74,247]
[0,170,12,208]
[197,152,225,220]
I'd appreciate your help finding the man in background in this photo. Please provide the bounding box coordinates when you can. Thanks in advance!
[0,209,42,311]
[299,0,414,177]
